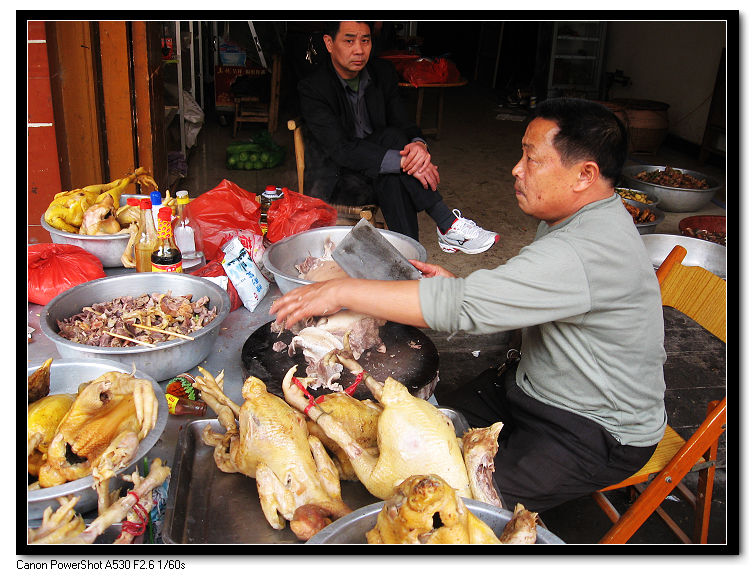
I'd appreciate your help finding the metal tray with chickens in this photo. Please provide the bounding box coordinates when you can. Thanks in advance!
[162,407,471,544]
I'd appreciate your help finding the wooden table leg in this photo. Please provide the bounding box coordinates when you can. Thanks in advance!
[436,89,445,140]
[415,87,424,126]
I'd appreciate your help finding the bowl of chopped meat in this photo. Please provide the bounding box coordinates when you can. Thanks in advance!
[679,215,726,246]
[621,198,665,234]
[622,165,722,213]
[39,273,231,381]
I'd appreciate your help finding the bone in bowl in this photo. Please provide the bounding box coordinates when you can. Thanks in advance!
[41,194,146,268]
[641,234,726,279]
[622,165,722,213]
[621,197,665,235]
[262,226,428,294]
[39,273,231,382]
[27,358,169,521]
[306,498,565,544]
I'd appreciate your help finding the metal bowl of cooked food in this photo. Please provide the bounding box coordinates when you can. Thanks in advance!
[615,187,660,209]
[27,358,168,521]
[39,273,231,382]
[621,197,665,234]
[263,226,427,294]
[622,165,721,213]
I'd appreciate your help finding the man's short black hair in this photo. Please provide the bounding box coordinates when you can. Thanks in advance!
[323,21,374,39]
[536,98,628,188]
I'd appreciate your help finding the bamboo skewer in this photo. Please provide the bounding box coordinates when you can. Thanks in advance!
[132,323,195,341]
[104,331,156,348]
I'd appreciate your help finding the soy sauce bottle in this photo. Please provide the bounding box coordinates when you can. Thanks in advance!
[151,206,182,273]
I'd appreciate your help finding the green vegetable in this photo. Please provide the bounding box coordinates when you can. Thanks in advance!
[238,151,249,163]
[249,153,259,163]
[254,161,264,170]
[244,161,254,170]
[227,154,239,167]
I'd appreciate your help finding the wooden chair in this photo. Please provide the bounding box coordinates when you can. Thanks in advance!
[287,116,384,228]
[593,245,726,544]
[233,55,281,136]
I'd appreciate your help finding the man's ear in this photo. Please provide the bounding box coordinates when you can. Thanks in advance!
[575,160,600,191]
[324,35,334,54]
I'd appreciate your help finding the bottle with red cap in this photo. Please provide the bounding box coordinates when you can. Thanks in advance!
[135,198,159,273]
[151,206,182,273]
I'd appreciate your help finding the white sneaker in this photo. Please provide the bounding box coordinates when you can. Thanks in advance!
[437,210,500,254]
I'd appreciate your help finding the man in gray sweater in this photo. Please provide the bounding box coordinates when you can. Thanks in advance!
[270,98,667,512]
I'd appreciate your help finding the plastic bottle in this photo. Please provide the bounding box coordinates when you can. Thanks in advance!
[173,190,206,273]
[135,198,159,273]
[150,191,164,228]
[259,185,284,237]
[165,394,207,416]
[151,206,182,273]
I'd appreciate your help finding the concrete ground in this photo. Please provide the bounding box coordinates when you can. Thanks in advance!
[177,82,728,547]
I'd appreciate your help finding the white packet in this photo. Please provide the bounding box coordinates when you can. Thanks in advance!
[221,237,270,312]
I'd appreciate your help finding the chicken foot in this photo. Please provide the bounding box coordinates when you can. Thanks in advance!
[28,459,171,545]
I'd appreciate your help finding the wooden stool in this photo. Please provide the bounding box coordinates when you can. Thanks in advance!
[232,54,281,136]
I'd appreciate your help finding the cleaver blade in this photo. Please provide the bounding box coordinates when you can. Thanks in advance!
[331,218,423,281]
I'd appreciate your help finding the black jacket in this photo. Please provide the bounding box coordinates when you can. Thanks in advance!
[298,57,424,200]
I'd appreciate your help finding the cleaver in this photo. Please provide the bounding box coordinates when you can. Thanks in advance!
[331,218,423,281]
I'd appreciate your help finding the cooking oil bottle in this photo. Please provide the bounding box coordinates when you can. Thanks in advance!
[135,198,159,272]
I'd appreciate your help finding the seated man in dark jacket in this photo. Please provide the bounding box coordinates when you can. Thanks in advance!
[297,21,498,253]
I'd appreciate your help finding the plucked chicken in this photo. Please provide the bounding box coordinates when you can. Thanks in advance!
[366,474,538,544]
[28,393,77,476]
[194,366,352,540]
[28,358,53,404]
[366,474,503,544]
[282,352,503,505]
[37,371,158,492]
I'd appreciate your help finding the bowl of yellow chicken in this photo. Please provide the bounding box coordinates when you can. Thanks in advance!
[27,358,168,521]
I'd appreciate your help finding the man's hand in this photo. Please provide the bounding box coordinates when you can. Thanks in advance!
[400,141,440,190]
[409,259,456,278]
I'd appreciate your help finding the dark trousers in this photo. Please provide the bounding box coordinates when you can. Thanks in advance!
[331,127,443,241]
[435,364,657,513]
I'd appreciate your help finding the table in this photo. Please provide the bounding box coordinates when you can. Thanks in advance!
[399,77,468,140]
[26,266,281,527]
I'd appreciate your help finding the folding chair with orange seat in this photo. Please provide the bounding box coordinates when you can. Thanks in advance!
[287,116,385,228]
[593,244,726,544]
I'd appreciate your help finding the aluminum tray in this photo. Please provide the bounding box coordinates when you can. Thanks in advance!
[27,358,168,521]
[307,498,565,544]
[162,408,473,544]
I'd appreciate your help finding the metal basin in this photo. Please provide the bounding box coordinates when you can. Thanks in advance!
[39,273,231,381]
[27,358,168,521]
[263,226,427,294]
[306,498,565,544]
[615,187,660,208]
[622,198,665,235]
[641,234,726,279]
[41,194,146,268]
[622,165,721,213]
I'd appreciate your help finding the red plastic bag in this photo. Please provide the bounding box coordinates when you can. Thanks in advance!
[184,179,262,262]
[265,188,338,244]
[28,244,107,305]
[190,258,243,312]
[401,58,460,87]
